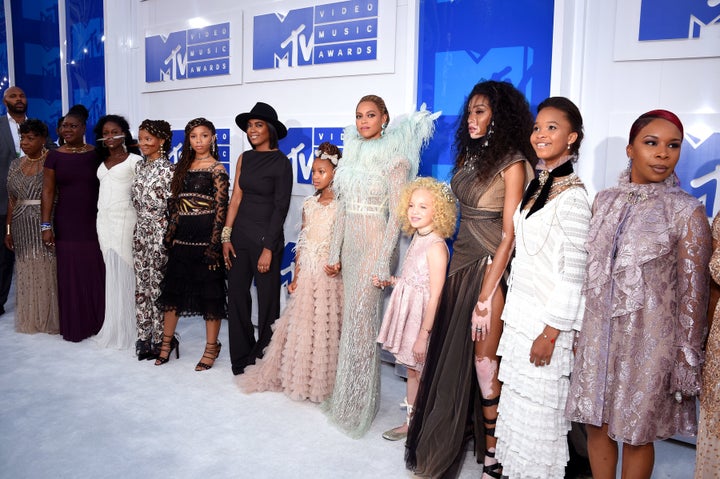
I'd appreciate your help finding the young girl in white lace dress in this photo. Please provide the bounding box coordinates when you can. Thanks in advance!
[376,177,457,441]
[238,142,343,402]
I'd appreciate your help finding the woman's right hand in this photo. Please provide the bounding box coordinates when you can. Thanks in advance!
[287,279,298,294]
[41,230,55,249]
[471,297,492,342]
[4,233,13,250]
[325,262,341,277]
[222,242,236,269]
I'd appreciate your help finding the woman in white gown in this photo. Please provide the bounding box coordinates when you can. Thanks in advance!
[93,115,141,349]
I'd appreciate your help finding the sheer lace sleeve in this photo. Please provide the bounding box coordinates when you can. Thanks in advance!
[672,203,711,395]
[204,163,230,265]
[328,198,345,266]
[372,156,410,281]
[163,196,178,250]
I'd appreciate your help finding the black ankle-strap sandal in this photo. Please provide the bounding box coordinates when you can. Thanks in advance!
[482,449,502,479]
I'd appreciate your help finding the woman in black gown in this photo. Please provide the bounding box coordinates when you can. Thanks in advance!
[155,117,229,371]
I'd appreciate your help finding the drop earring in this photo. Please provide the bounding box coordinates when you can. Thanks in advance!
[483,120,495,147]
[381,123,387,136]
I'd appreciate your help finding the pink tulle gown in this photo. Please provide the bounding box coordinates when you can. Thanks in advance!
[238,195,343,402]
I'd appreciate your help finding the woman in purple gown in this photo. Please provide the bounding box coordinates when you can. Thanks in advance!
[41,105,105,342]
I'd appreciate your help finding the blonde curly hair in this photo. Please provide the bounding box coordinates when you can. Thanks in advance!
[397,177,458,239]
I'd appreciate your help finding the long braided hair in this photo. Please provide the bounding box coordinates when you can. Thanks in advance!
[170,117,217,197]
[138,119,173,157]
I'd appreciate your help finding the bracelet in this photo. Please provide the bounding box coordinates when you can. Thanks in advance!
[5,224,9,235]
[541,333,556,344]
[221,226,232,243]
[40,222,52,232]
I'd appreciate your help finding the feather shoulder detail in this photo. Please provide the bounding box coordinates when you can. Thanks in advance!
[334,104,440,197]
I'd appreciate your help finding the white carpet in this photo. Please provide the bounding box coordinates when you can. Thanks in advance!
[0,294,696,478]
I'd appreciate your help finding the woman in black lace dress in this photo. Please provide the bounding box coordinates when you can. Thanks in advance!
[155,117,229,371]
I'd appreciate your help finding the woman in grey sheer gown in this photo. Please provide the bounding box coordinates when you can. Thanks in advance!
[324,95,438,437]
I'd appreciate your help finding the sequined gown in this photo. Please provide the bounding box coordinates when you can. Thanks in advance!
[566,171,711,445]
[157,163,229,319]
[44,149,105,342]
[695,213,720,478]
[406,153,532,477]
[131,156,174,349]
[7,158,59,333]
[239,196,343,402]
[377,231,447,372]
[325,108,438,437]
[95,154,141,349]
[495,173,590,479]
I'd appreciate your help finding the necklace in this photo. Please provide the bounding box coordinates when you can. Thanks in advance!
[417,228,434,237]
[196,155,212,161]
[25,148,48,163]
[65,144,88,153]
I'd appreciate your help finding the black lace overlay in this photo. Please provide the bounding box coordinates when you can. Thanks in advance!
[157,163,229,320]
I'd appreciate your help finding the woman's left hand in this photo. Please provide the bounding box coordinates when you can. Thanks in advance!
[257,248,272,273]
[529,329,558,367]
[371,275,391,289]
[412,335,429,364]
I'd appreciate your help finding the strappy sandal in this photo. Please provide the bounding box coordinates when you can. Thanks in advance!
[154,334,179,366]
[481,395,502,479]
[195,341,222,371]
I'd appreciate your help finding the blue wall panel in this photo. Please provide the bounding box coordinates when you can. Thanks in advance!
[416,0,554,180]
[9,0,62,140]
[65,0,105,142]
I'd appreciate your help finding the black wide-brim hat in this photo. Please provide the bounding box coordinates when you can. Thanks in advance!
[235,102,288,139]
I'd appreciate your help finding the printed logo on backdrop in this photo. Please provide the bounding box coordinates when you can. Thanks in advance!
[145,23,230,83]
[639,0,720,41]
[244,0,396,82]
[168,128,231,173]
[613,0,720,60]
[280,127,344,194]
[674,124,720,218]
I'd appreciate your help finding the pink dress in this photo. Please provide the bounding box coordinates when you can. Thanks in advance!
[377,231,446,371]
[238,196,343,402]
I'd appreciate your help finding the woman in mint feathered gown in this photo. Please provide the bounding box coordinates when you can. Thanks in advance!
[324,95,439,437]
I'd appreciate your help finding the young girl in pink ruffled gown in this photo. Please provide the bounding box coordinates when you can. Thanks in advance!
[238,142,343,402]
[376,177,458,440]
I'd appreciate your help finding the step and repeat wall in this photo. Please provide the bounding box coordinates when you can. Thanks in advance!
[1,0,718,291]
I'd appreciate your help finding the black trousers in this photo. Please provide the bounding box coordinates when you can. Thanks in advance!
[0,214,14,313]
[227,239,282,375]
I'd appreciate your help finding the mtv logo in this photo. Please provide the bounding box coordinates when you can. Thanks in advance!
[433,47,535,115]
[281,128,314,184]
[639,0,720,41]
[69,18,104,58]
[280,127,345,186]
[26,44,61,77]
[253,7,314,70]
[678,131,720,217]
[145,31,188,82]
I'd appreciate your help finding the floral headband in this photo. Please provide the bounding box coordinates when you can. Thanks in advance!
[314,149,339,166]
